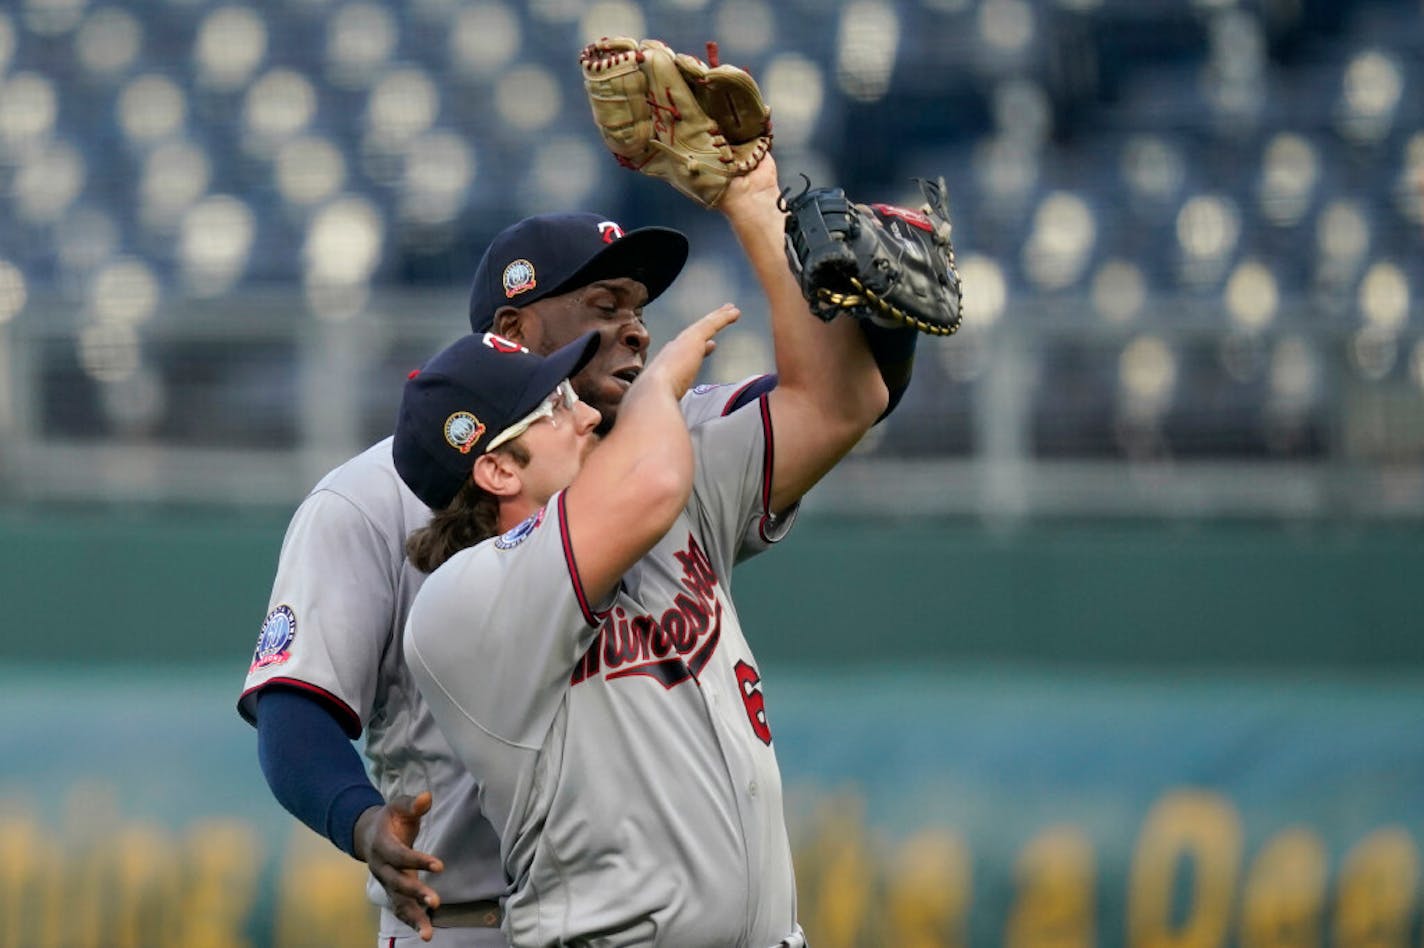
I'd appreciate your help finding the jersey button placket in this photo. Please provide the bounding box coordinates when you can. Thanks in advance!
[697,676,756,942]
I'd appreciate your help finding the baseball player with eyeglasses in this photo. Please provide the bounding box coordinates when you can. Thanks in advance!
[395,155,889,945]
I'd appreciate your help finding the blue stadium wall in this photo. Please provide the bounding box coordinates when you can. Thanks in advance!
[3,507,1420,667]
[3,509,1423,946]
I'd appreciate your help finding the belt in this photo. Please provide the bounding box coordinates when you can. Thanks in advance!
[430,903,797,941]
[429,899,502,929]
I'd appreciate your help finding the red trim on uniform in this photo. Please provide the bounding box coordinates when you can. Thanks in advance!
[238,678,362,739]
[721,375,764,416]
[557,492,609,627]
[756,394,776,543]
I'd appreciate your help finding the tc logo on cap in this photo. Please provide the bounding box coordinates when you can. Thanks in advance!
[598,221,624,244]
[502,259,536,297]
[445,411,486,454]
[482,333,527,354]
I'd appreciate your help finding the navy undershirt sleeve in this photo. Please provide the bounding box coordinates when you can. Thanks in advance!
[859,321,917,421]
[256,687,385,859]
[723,321,916,424]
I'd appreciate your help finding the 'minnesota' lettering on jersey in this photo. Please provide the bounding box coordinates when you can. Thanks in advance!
[569,534,722,689]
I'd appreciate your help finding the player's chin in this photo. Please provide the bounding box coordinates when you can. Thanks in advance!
[587,381,627,432]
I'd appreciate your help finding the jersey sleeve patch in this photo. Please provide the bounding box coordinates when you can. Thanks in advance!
[494,508,546,550]
[250,604,297,672]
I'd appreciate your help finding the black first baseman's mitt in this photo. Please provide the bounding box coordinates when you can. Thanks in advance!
[782,177,963,336]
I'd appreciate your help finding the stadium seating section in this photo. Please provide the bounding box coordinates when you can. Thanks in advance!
[0,0,1419,478]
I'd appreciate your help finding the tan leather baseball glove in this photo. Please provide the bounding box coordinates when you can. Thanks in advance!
[579,37,773,209]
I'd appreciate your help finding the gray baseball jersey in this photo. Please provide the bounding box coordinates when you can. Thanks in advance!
[237,380,776,941]
[405,394,800,947]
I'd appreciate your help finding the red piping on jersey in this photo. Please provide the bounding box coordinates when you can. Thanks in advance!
[757,394,776,543]
[239,678,362,739]
[558,491,609,627]
[722,375,767,416]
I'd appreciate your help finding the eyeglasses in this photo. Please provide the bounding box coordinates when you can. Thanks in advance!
[486,380,579,451]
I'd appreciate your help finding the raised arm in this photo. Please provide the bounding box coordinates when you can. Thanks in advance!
[718,156,888,514]
[563,304,741,603]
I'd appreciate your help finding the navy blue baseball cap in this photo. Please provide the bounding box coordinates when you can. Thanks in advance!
[468,213,690,332]
[393,330,601,510]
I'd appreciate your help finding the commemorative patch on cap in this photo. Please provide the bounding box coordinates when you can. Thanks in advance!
[251,604,297,672]
[445,411,486,454]
[502,259,536,298]
[494,508,545,550]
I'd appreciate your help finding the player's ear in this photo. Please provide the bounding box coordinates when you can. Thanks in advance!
[473,452,521,499]
[493,305,538,346]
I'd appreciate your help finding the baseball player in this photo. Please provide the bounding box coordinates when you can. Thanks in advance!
[237,186,827,942]
[398,160,889,945]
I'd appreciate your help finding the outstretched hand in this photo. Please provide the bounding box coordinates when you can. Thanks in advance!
[643,303,741,399]
[353,791,444,942]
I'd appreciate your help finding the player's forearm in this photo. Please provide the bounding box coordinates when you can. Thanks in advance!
[598,375,695,515]
[723,174,887,430]
[569,374,694,593]
[256,688,384,859]
[564,305,735,602]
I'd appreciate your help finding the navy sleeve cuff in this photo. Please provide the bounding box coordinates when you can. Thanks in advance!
[859,321,918,421]
[256,687,385,860]
[328,782,387,859]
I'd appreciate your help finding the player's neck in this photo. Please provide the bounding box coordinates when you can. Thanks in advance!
[497,495,542,533]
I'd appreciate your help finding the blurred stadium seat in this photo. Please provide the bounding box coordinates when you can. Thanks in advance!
[0,0,1419,514]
